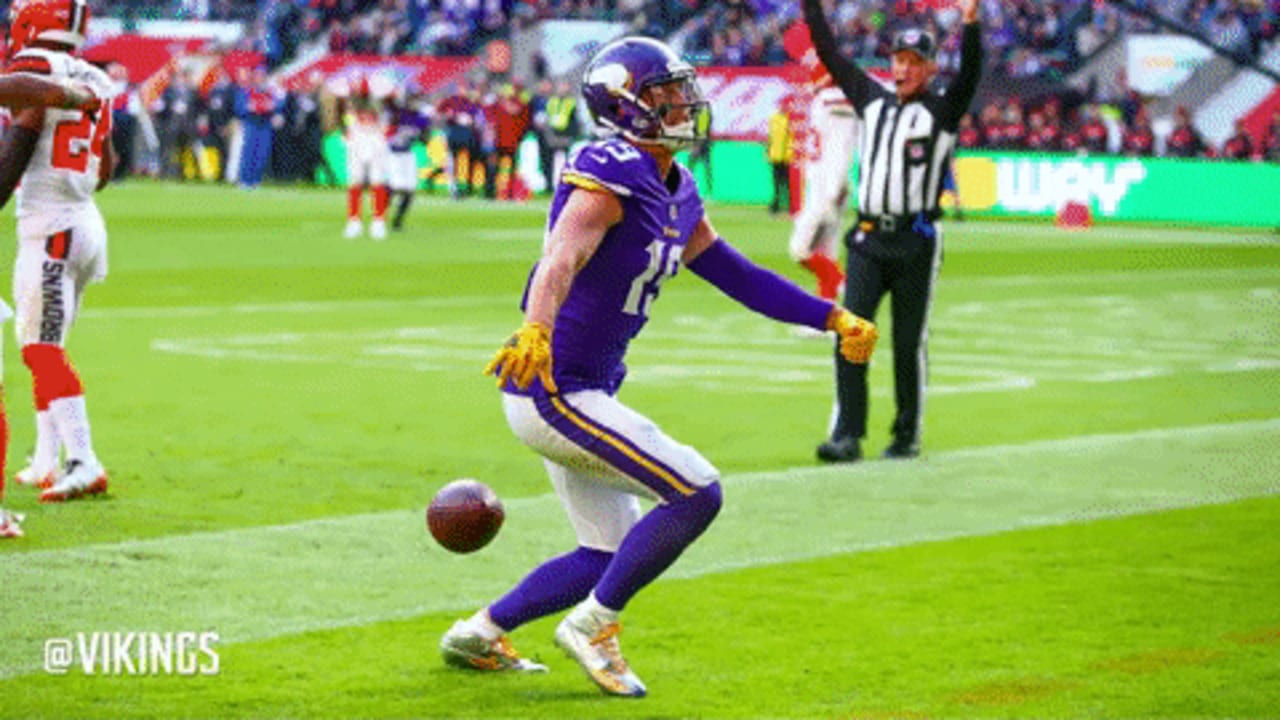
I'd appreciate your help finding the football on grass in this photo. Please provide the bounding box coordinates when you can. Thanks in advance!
[426,479,504,553]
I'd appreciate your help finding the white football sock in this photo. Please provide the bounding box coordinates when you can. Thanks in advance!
[572,592,619,625]
[32,409,60,471]
[48,395,100,469]
[469,608,505,641]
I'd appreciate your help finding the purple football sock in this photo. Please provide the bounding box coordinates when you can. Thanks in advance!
[594,482,723,611]
[488,546,612,631]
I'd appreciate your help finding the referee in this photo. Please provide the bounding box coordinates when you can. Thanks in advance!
[803,0,983,462]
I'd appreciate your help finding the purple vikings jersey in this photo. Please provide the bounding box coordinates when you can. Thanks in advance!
[513,138,704,396]
[388,108,429,153]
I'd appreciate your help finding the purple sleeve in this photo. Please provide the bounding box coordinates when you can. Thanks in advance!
[686,238,834,331]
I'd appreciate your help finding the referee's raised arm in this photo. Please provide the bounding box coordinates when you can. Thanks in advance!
[801,0,882,112]
[941,1,984,130]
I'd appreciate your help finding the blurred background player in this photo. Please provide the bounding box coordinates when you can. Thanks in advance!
[339,76,391,238]
[685,104,713,193]
[788,53,858,302]
[437,79,480,200]
[765,95,794,214]
[484,81,530,201]
[155,69,199,181]
[0,0,116,503]
[438,36,877,698]
[235,65,278,190]
[385,89,431,231]
[537,79,581,191]
[105,61,151,181]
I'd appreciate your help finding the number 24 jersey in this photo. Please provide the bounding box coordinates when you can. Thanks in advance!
[6,47,114,221]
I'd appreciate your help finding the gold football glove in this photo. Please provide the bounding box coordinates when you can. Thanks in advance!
[484,321,558,393]
[827,307,878,365]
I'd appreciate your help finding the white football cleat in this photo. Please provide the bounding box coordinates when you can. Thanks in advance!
[39,460,108,503]
[439,620,548,672]
[344,218,363,239]
[554,613,647,697]
[369,219,387,240]
[0,508,24,538]
[13,464,56,490]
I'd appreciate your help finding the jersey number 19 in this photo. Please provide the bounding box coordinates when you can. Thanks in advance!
[623,240,680,318]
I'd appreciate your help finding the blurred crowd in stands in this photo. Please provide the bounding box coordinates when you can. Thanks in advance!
[72,0,1280,183]
[959,94,1280,161]
[1117,0,1280,60]
[90,0,1280,72]
[96,0,699,67]
[105,62,600,192]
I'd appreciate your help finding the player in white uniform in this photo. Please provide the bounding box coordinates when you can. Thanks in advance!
[0,0,115,506]
[340,77,392,240]
[788,67,860,301]
[0,61,103,537]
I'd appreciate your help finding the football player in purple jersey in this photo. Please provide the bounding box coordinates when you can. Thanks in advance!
[385,93,432,231]
[439,37,878,697]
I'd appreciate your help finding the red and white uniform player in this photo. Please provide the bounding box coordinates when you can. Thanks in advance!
[0,0,115,505]
[788,52,860,301]
[341,77,392,240]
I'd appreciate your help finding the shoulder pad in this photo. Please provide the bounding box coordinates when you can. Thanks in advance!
[75,61,114,97]
[5,51,55,76]
[560,139,648,198]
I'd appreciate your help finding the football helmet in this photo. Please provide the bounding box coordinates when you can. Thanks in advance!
[8,0,90,56]
[581,36,709,150]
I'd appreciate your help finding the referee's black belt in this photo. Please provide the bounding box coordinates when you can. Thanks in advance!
[855,210,936,233]
[857,214,915,232]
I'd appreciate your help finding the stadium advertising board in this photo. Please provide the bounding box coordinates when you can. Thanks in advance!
[697,66,801,142]
[954,152,1280,226]
[696,66,890,142]
[692,145,1278,227]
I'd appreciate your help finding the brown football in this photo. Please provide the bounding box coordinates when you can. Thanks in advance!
[426,479,504,553]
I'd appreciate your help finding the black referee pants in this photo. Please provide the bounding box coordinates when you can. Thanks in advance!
[831,227,942,446]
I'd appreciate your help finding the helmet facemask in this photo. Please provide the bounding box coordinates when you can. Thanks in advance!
[636,72,709,151]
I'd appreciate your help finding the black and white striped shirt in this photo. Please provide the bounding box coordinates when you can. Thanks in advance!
[803,1,983,221]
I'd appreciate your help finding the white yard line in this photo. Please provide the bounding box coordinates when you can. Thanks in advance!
[2,418,1277,679]
[81,266,1280,321]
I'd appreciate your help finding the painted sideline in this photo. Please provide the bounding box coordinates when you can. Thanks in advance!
[1,418,1278,678]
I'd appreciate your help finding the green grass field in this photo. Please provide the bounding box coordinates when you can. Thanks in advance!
[1,182,1277,718]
